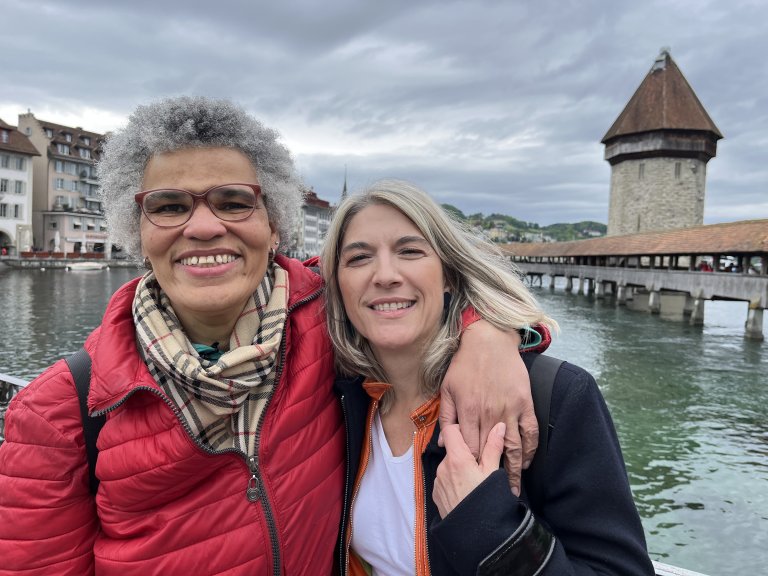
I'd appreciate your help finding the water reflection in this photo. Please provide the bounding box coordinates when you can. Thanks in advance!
[537,288,768,574]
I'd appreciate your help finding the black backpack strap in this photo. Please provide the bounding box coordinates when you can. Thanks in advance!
[65,347,104,496]
[525,353,565,507]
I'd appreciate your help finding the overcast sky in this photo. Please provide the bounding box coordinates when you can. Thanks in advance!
[1,0,766,225]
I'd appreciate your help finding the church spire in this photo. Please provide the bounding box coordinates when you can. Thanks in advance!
[341,165,348,200]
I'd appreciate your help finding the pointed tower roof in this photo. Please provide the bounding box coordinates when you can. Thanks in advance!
[602,49,723,143]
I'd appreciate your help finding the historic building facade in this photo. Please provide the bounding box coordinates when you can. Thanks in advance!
[16,112,107,254]
[0,119,39,254]
[291,188,332,259]
[602,50,722,236]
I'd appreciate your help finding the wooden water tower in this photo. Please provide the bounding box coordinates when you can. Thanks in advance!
[602,49,722,236]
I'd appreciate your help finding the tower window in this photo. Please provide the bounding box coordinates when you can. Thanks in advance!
[638,163,645,180]
[674,162,681,179]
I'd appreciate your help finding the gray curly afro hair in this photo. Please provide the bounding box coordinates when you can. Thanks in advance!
[98,96,302,261]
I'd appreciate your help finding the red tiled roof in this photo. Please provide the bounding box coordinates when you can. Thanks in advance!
[602,51,722,143]
[0,118,41,156]
[304,189,331,208]
[501,220,768,257]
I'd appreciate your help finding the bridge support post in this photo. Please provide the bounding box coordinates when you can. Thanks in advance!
[683,295,695,317]
[596,281,605,299]
[617,285,627,305]
[690,298,705,326]
[578,277,585,295]
[565,276,573,293]
[587,279,596,295]
[745,307,764,341]
[649,290,661,314]
[549,276,555,291]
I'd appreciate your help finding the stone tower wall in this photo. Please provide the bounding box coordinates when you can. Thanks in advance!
[607,156,706,236]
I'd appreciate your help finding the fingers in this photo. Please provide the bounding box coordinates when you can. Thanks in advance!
[437,392,458,447]
[502,423,523,496]
[518,406,539,469]
[440,423,475,460]
[479,422,506,473]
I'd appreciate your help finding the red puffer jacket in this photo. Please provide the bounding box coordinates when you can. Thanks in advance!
[0,255,344,575]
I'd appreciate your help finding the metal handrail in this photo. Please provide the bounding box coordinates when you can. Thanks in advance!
[0,374,709,576]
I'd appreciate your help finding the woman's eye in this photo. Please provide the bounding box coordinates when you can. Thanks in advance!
[400,248,424,257]
[150,203,189,214]
[346,253,370,265]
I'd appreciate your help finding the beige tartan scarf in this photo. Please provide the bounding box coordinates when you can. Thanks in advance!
[132,263,289,456]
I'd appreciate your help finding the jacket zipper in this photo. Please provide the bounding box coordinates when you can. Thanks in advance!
[94,284,324,576]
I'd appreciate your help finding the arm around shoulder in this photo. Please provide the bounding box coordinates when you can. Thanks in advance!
[0,361,97,575]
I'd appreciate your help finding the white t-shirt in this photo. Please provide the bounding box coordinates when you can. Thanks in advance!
[350,411,415,575]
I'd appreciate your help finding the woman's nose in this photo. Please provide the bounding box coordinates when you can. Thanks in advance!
[182,201,227,239]
[372,255,402,286]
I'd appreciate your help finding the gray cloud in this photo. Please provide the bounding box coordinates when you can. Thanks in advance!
[1,0,765,225]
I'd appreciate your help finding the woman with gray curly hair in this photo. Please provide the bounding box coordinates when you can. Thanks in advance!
[0,97,541,575]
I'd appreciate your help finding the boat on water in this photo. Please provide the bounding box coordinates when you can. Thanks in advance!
[66,262,108,271]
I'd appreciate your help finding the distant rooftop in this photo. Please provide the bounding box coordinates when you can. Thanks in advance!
[502,219,768,257]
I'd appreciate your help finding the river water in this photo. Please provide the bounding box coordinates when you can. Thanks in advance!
[1,265,766,575]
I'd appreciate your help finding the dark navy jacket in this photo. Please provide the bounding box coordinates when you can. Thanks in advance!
[334,353,655,575]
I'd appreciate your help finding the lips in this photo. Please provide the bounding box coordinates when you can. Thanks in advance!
[178,254,239,267]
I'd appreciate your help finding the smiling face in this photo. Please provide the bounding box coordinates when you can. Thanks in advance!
[337,203,445,360]
[140,147,277,340]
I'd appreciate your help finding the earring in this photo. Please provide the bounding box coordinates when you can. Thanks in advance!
[143,256,152,270]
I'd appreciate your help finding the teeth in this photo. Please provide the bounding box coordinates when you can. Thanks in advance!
[372,302,413,311]
[179,254,237,266]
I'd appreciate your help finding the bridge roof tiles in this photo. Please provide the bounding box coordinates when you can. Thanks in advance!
[502,220,768,258]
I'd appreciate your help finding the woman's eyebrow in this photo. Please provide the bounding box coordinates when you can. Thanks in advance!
[395,235,429,247]
[340,241,371,254]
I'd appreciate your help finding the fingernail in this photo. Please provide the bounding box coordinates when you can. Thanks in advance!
[522,459,532,469]
[496,423,507,437]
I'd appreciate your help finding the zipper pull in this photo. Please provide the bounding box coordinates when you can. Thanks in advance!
[246,455,261,502]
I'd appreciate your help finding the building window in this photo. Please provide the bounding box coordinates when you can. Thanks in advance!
[0,130,8,143]
[0,204,6,218]
[50,220,58,229]
[87,219,96,231]
[64,133,72,142]
[72,219,82,230]
[55,178,65,189]
[0,179,8,193]
[67,162,78,175]
[13,205,20,219]
[14,181,25,194]
[25,127,31,136]
[45,128,53,138]
[674,162,681,179]
[0,154,8,168]
[82,136,90,146]
[55,160,65,172]
[15,157,26,171]
[638,163,645,180]
[79,148,91,159]
[57,143,70,155]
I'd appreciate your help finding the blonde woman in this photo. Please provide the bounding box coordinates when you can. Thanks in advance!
[322,180,654,575]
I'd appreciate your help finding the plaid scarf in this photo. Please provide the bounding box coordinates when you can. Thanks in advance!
[132,264,289,456]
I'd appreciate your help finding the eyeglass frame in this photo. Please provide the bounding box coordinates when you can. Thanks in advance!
[134,182,263,228]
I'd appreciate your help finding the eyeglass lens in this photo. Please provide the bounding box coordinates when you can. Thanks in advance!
[141,185,258,226]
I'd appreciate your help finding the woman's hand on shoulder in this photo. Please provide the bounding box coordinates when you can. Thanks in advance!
[433,422,506,519]
[440,320,537,496]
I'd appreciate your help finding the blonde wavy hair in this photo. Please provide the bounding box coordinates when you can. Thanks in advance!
[321,179,557,411]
